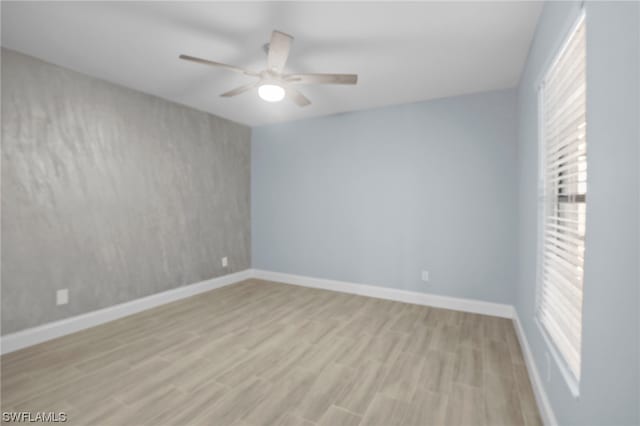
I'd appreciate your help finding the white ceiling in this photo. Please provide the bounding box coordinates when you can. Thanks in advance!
[1,1,542,127]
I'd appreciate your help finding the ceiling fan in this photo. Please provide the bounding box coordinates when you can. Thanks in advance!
[179,30,358,107]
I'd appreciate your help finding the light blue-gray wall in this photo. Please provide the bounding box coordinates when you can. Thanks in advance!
[515,2,639,424]
[2,49,251,334]
[252,89,518,304]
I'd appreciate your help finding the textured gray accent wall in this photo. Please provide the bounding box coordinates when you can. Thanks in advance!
[1,48,251,335]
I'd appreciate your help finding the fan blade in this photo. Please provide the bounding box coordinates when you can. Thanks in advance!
[282,84,311,107]
[220,82,260,98]
[179,54,257,76]
[284,73,358,85]
[267,31,293,72]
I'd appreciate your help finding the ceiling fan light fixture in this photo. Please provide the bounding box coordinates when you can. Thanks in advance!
[258,84,285,102]
[180,30,357,107]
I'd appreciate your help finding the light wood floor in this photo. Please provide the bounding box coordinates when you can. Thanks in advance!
[1,279,541,426]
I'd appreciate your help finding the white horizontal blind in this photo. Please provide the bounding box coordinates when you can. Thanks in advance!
[538,15,586,382]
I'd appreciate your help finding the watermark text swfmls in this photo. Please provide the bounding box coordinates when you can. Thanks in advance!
[2,412,67,423]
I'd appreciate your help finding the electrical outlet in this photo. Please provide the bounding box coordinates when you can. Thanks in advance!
[222,257,228,268]
[56,289,69,306]
[421,270,429,282]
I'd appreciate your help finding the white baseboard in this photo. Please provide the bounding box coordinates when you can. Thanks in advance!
[513,311,558,426]
[252,269,514,318]
[0,269,252,355]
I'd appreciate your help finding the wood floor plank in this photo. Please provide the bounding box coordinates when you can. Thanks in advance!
[116,355,207,405]
[338,314,390,338]
[159,383,228,425]
[73,336,165,372]
[388,312,419,334]
[366,331,407,364]
[483,372,526,426]
[513,363,543,426]
[360,393,409,426]
[403,325,433,356]
[505,325,526,365]
[296,319,342,344]
[73,357,170,409]
[293,363,354,423]
[191,377,272,426]
[453,346,484,388]
[378,352,424,400]
[482,316,512,343]
[258,343,313,383]
[2,364,88,407]
[216,348,281,388]
[419,349,458,394]
[244,369,316,426]
[335,359,387,415]
[483,340,514,379]
[107,386,183,426]
[458,313,486,349]
[405,389,449,425]
[274,412,316,426]
[65,397,126,426]
[445,384,486,426]
[318,405,362,426]
[297,336,354,373]
[334,333,374,367]
[429,323,461,353]
[13,360,131,411]
[0,279,538,426]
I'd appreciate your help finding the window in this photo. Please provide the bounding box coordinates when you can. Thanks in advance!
[537,13,586,387]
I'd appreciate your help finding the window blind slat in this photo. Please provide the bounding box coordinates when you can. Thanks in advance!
[545,85,586,130]
[546,170,586,184]
[545,158,587,176]
[543,251,583,280]
[540,273,583,308]
[546,149,586,170]
[546,139,586,163]
[544,234,585,255]
[545,41,585,85]
[541,275,583,311]
[540,299,582,347]
[545,215,584,225]
[540,295,582,329]
[539,311,582,364]
[542,271,582,300]
[543,244,584,268]
[544,223,585,239]
[540,312,581,368]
